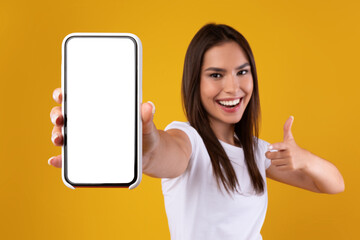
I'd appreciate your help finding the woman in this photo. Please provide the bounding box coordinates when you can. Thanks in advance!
[49,23,344,240]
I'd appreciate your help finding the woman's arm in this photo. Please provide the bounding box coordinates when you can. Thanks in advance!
[49,88,192,179]
[266,150,345,194]
[140,103,192,178]
[265,116,345,194]
[142,128,192,178]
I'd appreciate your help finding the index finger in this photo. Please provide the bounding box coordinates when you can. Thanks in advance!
[268,142,287,151]
[53,88,62,104]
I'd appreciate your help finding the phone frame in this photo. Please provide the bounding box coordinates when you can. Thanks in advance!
[61,33,142,190]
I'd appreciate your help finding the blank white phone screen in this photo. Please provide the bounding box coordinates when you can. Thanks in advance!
[65,36,136,184]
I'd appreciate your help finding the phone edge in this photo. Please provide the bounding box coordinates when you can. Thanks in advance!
[60,32,143,190]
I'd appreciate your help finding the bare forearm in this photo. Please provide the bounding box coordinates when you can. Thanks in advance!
[142,130,189,178]
[301,150,345,194]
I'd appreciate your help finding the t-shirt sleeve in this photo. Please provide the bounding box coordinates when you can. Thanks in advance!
[257,138,272,170]
[265,153,271,169]
[161,121,198,188]
[164,121,196,162]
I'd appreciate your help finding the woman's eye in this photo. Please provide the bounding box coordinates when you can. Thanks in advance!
[210,73,222,78]
[237,70,248,75]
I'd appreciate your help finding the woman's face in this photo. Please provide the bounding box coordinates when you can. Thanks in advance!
[200,41,253,128]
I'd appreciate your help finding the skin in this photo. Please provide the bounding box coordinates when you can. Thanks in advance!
[49,41,345,194]
[200,41,253,146]
[49,88,191,178]
[265,116,345,194]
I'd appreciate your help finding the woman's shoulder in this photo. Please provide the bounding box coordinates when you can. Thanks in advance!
[164,121,201,152]
[254,137,270,148]
[165,121,199,139]
[253,137,272,169]
[253,137,271,156]
[165,121,192,131]
[161,122,203,184]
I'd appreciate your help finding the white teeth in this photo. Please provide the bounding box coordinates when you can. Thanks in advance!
[219,98,240,106]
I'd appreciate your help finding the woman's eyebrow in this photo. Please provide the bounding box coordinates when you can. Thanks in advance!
[235,63,250,70]
[204,63,250,72]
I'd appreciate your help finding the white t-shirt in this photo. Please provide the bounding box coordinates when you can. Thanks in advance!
[161,121,271,240]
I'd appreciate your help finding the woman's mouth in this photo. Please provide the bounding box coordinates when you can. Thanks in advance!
[216,98,243,113]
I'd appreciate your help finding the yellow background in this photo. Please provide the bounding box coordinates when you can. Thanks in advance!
[0,0,359,239]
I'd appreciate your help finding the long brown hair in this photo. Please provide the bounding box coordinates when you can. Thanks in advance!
[181,23,264,194]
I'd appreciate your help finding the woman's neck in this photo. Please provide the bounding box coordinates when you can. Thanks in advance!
[210,120,240,147]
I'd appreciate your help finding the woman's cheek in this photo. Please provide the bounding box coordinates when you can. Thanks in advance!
[243,76,253,94]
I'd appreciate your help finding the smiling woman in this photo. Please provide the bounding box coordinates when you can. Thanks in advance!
[49,23,344,240]
[181,25,264,195]
[200,42,253,136]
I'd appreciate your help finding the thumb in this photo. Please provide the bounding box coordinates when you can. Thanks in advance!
[283,115,294,142]
[141,101,156,134]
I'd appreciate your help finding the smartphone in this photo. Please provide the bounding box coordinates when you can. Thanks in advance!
[61,33,142,189]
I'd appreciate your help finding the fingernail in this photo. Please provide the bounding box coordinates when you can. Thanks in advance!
[53,89,60,101]
[147,101,155,115]
[51,114,59,125]
[268,145,273,150]
[48,157,54,165]
[52,133,60,144]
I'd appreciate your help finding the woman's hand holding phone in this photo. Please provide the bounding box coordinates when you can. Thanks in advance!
[48,88,160,170]
[48,88,63,168]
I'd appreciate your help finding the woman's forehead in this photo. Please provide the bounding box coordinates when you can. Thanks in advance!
[202,41,249,69]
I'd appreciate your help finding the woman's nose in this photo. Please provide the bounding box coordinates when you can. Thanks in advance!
[223,74,239,93]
